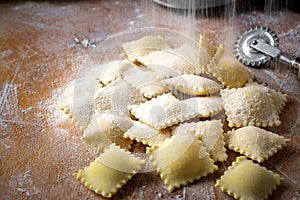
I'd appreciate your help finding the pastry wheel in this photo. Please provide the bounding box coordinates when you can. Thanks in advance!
[234,26,300,78]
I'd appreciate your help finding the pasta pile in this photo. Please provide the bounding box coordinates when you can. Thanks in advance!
[61,35,289,199]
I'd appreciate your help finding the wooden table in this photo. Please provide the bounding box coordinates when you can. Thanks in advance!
[1,1,299,199]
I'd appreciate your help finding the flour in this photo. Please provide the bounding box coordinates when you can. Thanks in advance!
[0,83,18,115]
[21,106,33,114]
[16,170,41,197]
[68,35,96,49]
[41,80,75,127]
[0,49,13,59]
[55,127,70,140]
[42,62,109,132]
[0,140,11,150]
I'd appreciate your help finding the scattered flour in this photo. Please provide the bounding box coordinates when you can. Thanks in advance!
[42,62,109,129]
[16,170,41,197]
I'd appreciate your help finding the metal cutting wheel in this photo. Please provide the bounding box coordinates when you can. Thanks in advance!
[234,26,300,78]
[234,27,279,66]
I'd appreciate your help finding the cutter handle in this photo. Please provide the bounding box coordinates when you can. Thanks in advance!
[278,55,300,79]
[293,57,300,79]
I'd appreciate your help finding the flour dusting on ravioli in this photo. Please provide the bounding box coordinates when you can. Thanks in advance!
[172,120,227,162]
[145,44,203,75]
[221,83,282,128]
[122,36,170,62]
[162,74,223,96]
[124,120,171,146]
[98,60,138,85]
[225,126,290,162]
[181,96,223,118]
[95,79,146,116]
[129,93,198,129]
[206,44,253,88]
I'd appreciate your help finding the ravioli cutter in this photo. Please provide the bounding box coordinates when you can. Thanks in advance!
[234,26,300,78]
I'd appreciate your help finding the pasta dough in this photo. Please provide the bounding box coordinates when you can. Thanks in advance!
[95,79,146,116]
[147,64,180,80]
[123,69,169,98]
[147,131,218,192]
[74,144,145,198]
[81,110,133,151]
[144,44,203,75]
[215,156,282,200]
[124,120,171,146]
[129,93,199,129]
[161,74,223,96]
[181,96,223,118]
[205,44,253,88]
[199,34,216,58]
[221,82,283,128]
[172,120,227,162]
[225,126,290,162]
[98,60,138,85]
[122,36,170,62]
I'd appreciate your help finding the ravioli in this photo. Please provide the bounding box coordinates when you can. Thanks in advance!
[269,88,288,114]
[98,60,138,85]
[138,81,170,99]
[162,74,223,96]
[199,34,216,58]
[225,126,290,162]
[181,96,223,118]
[124,120,171,146]
[122,36,170,62]
[123,69,169,98]
[206,44,253,88]
[221,83,282,128]
[74,144,145,198]
[145,44,203,75]
[129,93,199,129]
[172,120,227,162]
[60,105,74,120]
[147,131,218,192]
[81,110,133,152]
[146,64,180,80]
[94,79,146,116]
[215,156,282,200]
[62,64,109,131]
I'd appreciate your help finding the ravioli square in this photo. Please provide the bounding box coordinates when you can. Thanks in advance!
[269,89,288,114]
[98,60,138,86]
[225,126,290,162]
[181,96,223,118]
[74,144,146,198]
[124,120,171,146]
[221,83,282,128]
[81,110,133,152]
[147,64,179,80]
[172,120,227,162]
[123,69,169,98]
[94,79,146,117]
[129,93,198,129]
[161,74,223,96]
[122,36,170,62]
[215,156,282,200]
[206,44,253,88]
[145,44,203,75]
[199,34,216,58]
[147,131,218,192]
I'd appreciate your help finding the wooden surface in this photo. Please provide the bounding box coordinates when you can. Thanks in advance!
[0,1,300,199]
